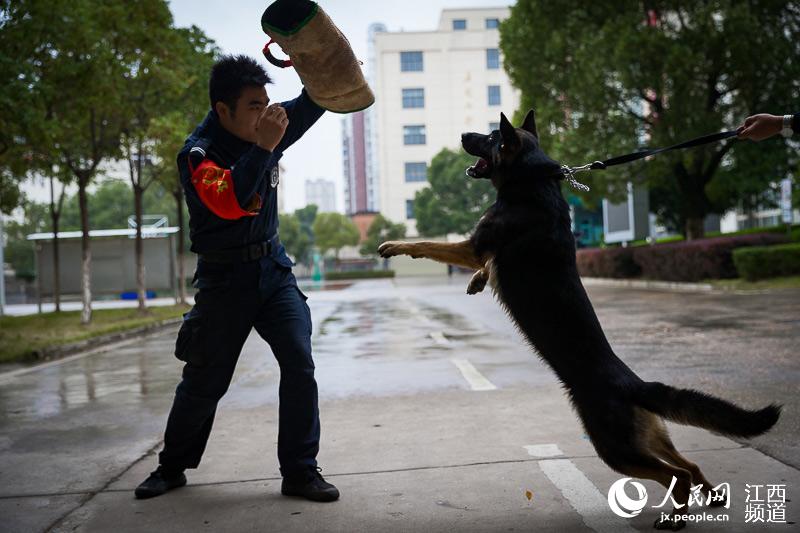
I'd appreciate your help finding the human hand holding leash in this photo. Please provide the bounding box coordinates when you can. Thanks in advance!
[256,103,289,151]
[737,113,795,141]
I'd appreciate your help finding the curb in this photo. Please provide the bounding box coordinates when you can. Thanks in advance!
[581,277,715,293]
[36,317,184,360]
[0,317,183,381]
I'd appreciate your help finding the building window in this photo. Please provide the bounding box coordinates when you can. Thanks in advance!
[486,48,500,69]
[452,19,466,30]
[485,18,500,29]
[488,85,501,106]
[400,51,423,72]
[489,122,500,132]
[402,88,425,108]
[403,125,426,145]
[404,162,427,182]
[406,200,415,219]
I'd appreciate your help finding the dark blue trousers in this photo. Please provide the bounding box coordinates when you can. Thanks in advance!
[159,254,319,479]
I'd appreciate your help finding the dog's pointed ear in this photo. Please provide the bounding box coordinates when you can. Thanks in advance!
[499,113,519,146]
[521,109,538,138]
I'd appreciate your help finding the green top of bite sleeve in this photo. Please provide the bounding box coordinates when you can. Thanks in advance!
[261,0,319,37]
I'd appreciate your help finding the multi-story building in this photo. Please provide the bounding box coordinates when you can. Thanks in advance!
[343,23,385,217]
[342,111,370,215]
[372,7,519,236]
[304,178,337,213]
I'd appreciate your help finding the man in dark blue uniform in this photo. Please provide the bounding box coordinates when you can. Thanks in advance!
[135,55,338,502]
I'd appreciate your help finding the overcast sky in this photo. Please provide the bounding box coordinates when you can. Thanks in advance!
[21,0,514,215]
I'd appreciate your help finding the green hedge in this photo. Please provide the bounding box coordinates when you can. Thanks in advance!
[733,243,800,281]
[627,224,800,247]
[324,270,395,280]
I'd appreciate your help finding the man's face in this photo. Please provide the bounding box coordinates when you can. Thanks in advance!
[216,85,269,143]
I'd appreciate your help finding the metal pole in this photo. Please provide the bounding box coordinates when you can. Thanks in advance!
[36,243,42,314]
[0,213,6,316]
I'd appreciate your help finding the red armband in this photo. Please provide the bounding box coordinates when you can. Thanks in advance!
[190,159,262,220]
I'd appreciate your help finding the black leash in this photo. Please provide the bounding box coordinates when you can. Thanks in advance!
[560,129,740,192]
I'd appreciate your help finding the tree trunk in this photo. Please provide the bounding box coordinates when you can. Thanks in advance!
[49,176,61,312]
[134,184,147,314]
[52,214,61,312]
[174,189,187,305]
[78,178,92,324]
[685,217,705,241]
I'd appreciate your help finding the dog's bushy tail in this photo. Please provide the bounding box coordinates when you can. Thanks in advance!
[634,381,781,438]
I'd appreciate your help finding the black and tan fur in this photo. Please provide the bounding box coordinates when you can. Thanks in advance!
[378,111,781,530]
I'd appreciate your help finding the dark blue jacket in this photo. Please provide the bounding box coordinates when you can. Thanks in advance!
[178,89,325,259]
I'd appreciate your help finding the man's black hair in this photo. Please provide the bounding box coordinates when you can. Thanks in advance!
[209,54,272,115]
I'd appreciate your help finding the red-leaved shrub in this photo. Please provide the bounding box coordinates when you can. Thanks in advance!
[576,233,788,281]
[631,234,788,281]
[576,247,640,278]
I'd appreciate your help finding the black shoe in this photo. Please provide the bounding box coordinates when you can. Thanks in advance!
[281,466,340,502]
[134,466,187,499]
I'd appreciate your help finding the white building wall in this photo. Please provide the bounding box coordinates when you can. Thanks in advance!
[374,8,518,236]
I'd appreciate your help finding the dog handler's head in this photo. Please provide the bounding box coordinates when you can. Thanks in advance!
[209,54,273,143]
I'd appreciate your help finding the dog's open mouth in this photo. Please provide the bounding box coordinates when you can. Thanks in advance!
[466,158,491,178]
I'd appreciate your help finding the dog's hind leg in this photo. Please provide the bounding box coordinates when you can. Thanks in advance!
[650,424,725,508]
[614,454,693,531]
[378,239,485,270]
[599,411,692,530]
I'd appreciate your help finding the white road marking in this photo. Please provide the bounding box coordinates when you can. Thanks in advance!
[537,456,638,533]
[402,298,435,325]
[524,443,564,458]
[450,357,497,391]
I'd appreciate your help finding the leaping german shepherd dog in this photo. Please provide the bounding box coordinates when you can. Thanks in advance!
[378,111,781,530]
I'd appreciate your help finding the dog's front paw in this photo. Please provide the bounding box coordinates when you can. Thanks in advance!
[466,270,488,295]
[378,241,408,258]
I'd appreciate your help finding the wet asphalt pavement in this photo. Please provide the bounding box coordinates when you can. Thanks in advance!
[0,275,798,532]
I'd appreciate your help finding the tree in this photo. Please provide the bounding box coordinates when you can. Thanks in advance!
[2,0,112,322]
[46,171,70,311]
[0,0,72,310]
[279,213,313,266]
[149,27,217,304]
[501,1,800,239]
[1,0,148,323]
[150,114,197,305]
[413,148,495,237]
[2,1,219,320]
[312,212,360,264]
[120,6,177,314]
[360,214,406,259]
[295,204,318,245]
[122,23,217,312]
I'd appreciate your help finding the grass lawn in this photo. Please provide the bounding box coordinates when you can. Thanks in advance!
[0,304,191,365]
[705,275,800,291]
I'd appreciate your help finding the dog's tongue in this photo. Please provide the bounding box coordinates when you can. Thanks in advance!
[475,158,488,170]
